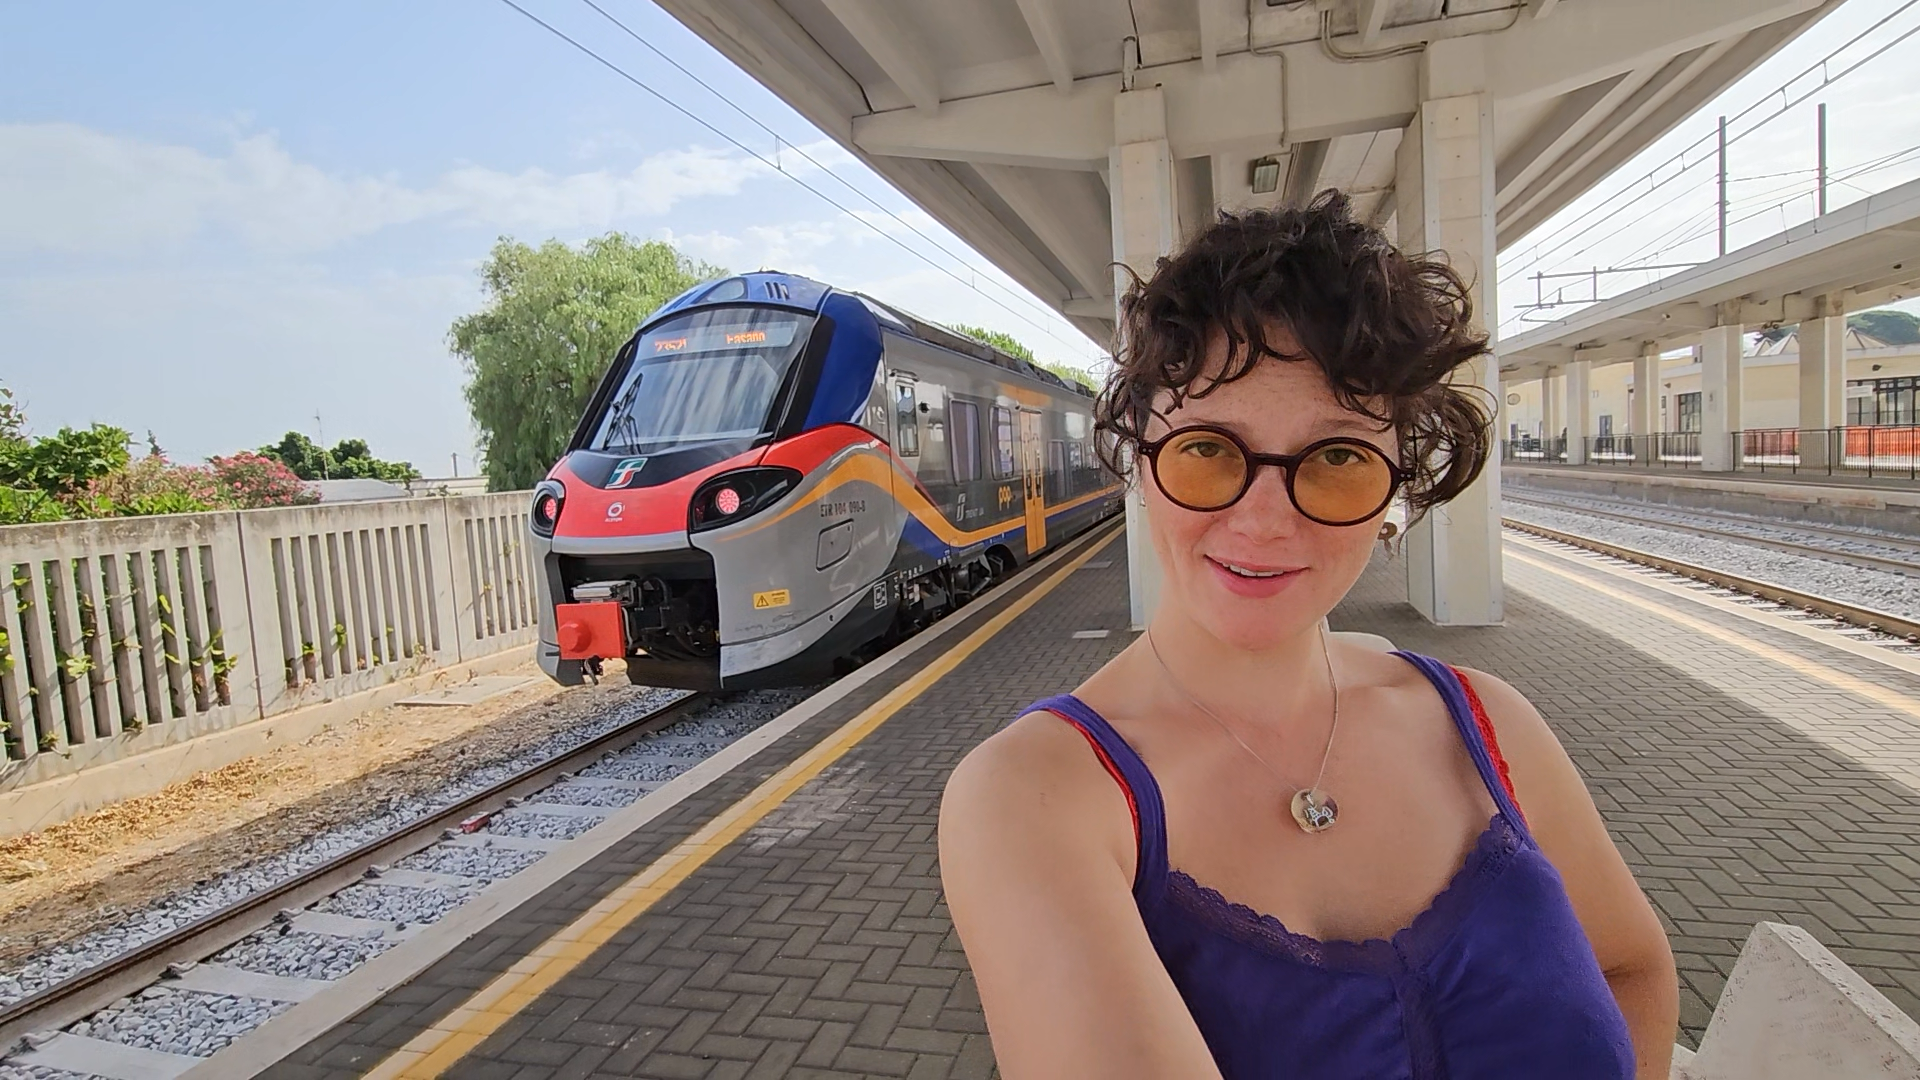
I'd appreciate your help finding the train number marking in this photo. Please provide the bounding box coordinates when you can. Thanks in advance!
[818,499,866,517]
[753,589,791,609]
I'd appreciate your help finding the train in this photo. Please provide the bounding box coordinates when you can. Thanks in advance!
[528,271,1125,691]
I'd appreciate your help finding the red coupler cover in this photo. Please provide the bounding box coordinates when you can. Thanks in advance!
[554,602,625,660]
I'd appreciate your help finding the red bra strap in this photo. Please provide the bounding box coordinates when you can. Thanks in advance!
[1448,666,1525,825]
[1061,717,1143,851]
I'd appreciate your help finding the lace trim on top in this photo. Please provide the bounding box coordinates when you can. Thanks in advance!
[1164,812,1525,977]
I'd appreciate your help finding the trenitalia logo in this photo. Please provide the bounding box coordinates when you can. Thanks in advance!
[607,457,650,488]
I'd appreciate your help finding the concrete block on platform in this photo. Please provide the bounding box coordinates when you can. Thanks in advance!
[1679,922,1920,1079]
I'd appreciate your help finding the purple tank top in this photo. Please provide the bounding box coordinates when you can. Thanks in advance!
[1019,651,1634,1079]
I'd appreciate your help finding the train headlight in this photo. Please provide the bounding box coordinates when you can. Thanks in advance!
[689,467,801,532]
[530,480,565,537]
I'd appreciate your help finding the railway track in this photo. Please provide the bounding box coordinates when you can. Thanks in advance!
[1503,518,1920,644]
[1504,490,1920,576]
[0,689,718,1057]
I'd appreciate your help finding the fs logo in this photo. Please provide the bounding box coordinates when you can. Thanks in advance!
[607,457,649,489]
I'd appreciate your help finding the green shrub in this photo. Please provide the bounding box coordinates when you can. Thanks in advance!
[0,487,68,525]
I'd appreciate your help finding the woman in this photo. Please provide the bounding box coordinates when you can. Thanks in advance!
[938,194,1677,1079]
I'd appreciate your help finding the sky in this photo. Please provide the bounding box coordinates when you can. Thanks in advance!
[1494,0,1920,337]
[4,1,1918,476]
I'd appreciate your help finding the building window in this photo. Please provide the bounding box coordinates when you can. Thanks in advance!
[894,383,920,457]
[948,400,979,481]
[1877,377,1917,426]
[992,406,1015,476]
[1677,392,1701,433]
[1598,415,1613,437]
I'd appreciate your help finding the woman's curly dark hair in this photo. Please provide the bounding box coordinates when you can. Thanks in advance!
[1096,190,1493,519]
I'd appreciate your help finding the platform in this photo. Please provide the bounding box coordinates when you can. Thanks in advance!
[188,516,1920,1078]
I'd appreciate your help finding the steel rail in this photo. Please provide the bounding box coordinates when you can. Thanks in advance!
[1504,519,1920,643]
[0,690,712,1049]
[1504,492,1920,576]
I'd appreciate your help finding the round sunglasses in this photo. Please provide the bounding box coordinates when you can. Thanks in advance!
[1137,425,1409,526]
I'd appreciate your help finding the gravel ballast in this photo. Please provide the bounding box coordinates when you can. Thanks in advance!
[0,682,819,1076]
[1505,499,1920,620]
[212,930,395,982]
[78,986,290,1058]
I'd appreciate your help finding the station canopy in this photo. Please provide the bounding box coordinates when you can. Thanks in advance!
[656,0,1843,344]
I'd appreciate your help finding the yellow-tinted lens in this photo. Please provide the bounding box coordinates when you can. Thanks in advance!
[1294,441,1394,523]
[1154,429,1248,509]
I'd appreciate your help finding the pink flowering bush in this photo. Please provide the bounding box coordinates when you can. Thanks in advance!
[82,454,224,517]
[209,451,318,509]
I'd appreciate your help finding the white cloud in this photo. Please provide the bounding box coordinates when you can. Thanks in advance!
[0,123,856,254]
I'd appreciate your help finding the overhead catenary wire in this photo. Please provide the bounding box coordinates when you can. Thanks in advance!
[1502,0,1920,276]
[1498,142,1920,331]
[574,0,1093,352]
[494,0,1096,359]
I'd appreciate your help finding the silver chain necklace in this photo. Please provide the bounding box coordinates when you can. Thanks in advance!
[1145,623,1343,834]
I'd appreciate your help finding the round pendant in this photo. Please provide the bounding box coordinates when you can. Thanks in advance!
[1290,789,1338,833]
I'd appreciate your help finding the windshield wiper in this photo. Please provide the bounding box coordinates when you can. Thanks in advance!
[602,374,645,450]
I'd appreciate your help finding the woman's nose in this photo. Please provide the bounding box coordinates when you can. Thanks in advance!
[1224,464,1303,537]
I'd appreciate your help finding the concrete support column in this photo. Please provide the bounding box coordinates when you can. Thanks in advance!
[1111,87,1178,630]
[1799,298,1845,471]
[1700,320,1743,472]
[1565,361,1591,465]
[1541,371,1561,456]
[1633,343,1660,462]
[1394,38,1501,626]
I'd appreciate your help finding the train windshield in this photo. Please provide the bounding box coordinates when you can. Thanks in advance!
[590,307,815,452]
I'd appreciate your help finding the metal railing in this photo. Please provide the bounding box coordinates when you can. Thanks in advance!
[1501,436,1567,463]
[1734,426,1920,480]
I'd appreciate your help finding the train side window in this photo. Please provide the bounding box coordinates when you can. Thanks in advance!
[1048,440,1067,501]
[991,406,1014,477]
[894,383,920,456]
[949,400,980,481]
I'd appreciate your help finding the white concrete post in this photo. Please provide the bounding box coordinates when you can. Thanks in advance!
[1565,361,1591,465]
[1112,87,1178,630]
[1394,37,1501,626]
[1701,321,1743,472]
[1800,299,1846,471]
[1541,370,1561,457]
[1633,343,1660,463]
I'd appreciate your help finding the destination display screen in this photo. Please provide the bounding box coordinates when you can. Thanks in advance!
[642,321,799,356]
[590,308,815,453]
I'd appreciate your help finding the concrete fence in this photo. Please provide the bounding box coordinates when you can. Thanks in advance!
[0,493,537,796]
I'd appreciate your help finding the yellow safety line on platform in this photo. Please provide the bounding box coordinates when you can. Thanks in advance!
[1508,543,1920,721]
[364,525,1122,1080]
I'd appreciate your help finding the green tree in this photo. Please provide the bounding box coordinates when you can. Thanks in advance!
[451,234,722,491]
[947,324,1097,391]
[1754,308,1920,347]
[1851,309,1920,346]
[261,432,419,482]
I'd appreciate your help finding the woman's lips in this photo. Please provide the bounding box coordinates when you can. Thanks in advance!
[1205,556,1304,598]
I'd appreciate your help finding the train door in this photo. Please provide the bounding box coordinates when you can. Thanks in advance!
[1018,408,1046,554]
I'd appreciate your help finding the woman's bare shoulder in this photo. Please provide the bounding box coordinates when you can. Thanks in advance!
[942,706,1135,875]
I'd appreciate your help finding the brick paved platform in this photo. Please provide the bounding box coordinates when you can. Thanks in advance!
[244,521,1920,1077]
